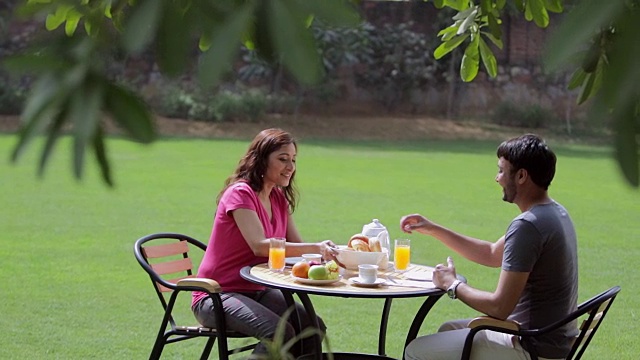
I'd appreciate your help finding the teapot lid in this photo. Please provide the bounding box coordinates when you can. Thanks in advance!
[362,219,387,236]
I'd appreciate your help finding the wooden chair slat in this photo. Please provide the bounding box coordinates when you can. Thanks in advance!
[143,240,189,258]
[157,275,196,292]
[151,257,193,276]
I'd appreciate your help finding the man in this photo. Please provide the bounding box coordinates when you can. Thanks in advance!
[400,134,578,360]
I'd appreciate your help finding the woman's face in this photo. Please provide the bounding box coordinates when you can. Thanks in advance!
[263,143,296,188]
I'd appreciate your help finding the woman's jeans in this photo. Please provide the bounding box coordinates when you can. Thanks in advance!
[193,288,326,357]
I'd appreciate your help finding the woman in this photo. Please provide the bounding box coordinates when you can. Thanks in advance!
[192,128,337,358]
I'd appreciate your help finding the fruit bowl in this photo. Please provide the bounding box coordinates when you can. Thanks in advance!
[334,246,389,270]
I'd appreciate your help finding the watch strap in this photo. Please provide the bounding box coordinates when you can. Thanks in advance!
[447,279,462,300]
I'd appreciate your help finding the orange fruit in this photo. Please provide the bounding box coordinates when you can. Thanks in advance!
[291,261,310,278]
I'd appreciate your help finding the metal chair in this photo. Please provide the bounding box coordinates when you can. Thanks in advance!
[461,286,621,360]
[134,233,258,359]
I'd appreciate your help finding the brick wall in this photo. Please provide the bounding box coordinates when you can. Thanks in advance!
[2,1,582,122]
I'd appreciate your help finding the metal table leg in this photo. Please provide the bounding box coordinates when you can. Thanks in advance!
[403,294,443,359]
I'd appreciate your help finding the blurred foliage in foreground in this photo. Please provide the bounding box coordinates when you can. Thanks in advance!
[3,0,638,187]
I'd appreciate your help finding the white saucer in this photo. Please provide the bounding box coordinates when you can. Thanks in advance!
[404,271,432,281]
[350,277,386,287]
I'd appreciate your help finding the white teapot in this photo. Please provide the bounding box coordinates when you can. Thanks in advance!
[362,219,390,251]
[362,219,390,269]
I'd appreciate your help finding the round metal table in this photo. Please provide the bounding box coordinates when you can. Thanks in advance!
[241,263,463,360]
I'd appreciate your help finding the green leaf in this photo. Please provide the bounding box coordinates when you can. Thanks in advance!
[155,2,191,76]
[37,107,67,177]
[438,25,458,38]
[298,0,361,27]
[496,0,507,10]
[104,83,156,143]
[444,0,468,11]
[64,8,82,36]
[269,0,323,85]
[577,71,597,105]
[481,31,503,49]
[12,75,65,162]
[478,36,498,77]
[199,1,255,87]
[600,9,640,111]
[567,68,587,90]
[544,0,563,13]
[487,12,502,39]
[460,35,480,82]
[457,7,478,35]
[611,98,639,187]
[92,126,114,186]
[544,0,625,72]
[524,1,533,21]
[514,0,525,13]
[45,4,71,31]
[2,53,69,74]
[198,33,212,51]
[528,0,549,27]
[434,33,469,59]
[452,7,476,21]
[121,0,163,53]
[480,0,492,14]
[70,78,103,179]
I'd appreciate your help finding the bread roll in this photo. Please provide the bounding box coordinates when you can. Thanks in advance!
[368,237,382,252]
[348,234,369,248]
[350,239,370,252]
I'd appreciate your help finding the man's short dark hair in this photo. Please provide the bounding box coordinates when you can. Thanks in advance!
[497,134,557,190]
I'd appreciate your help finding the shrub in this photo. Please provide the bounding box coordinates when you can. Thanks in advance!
[491,102,555,128]
[152,80,271,123]
[0,75,28,115]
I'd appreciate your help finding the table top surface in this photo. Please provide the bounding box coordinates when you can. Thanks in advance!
[240,263,445,299]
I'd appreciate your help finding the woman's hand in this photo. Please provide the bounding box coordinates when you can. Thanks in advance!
[318,240,338,260]
[400,213,435,235]
[433,257,458,290]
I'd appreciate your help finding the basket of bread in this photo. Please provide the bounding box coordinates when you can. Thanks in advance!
[335,233,389,270]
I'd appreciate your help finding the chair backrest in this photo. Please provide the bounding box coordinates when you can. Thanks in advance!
[567,286,621,359]
[134,233,207,325]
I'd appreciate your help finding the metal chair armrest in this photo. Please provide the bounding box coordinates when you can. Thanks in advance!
[177,278,222,293]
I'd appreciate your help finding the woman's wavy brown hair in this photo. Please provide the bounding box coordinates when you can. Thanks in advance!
[217,128,299,213]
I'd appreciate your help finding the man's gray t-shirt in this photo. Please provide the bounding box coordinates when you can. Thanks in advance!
[503,201,579,358]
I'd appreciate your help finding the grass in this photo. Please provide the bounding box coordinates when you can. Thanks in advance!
[1,134,638,359]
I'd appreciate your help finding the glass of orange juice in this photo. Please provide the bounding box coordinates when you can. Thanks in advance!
[268,237,286,272]
[394,239,411,272]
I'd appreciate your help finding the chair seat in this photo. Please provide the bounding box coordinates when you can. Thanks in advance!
[297,353,396,360]
[175,325,251,338]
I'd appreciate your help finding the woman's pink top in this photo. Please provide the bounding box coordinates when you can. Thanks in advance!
[192,181,289,306]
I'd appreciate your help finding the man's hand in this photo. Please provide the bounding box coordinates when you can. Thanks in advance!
[399,213,435,235]
[433,256,458,290]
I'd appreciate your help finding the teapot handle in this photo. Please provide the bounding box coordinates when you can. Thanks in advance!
[377,230,390,251]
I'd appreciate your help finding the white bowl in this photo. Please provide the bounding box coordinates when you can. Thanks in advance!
[334,246,389,270]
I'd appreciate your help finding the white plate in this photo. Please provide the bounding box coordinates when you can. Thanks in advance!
[404,271,432,281]
[349,277,387,287]
[290,275,342,285]
[285,257,304,266]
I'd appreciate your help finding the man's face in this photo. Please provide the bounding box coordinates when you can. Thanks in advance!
[496,157,517,203]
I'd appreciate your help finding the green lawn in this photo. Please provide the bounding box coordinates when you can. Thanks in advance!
[1,134,637,359]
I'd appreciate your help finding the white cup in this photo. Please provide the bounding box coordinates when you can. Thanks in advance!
[358,264,379,284]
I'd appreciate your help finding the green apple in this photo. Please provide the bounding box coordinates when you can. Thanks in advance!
[308,265,329,280]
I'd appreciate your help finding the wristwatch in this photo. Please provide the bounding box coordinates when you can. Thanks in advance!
[447,280,462,300]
